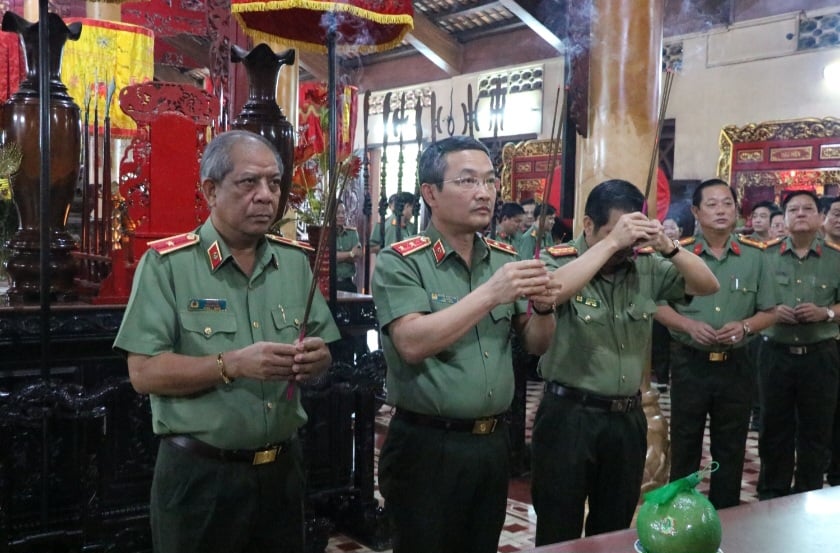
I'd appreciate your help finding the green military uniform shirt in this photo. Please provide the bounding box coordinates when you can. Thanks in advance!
[371,222,527,418]
[370,215,418,250]
[668,234,778,350]
[539,234,687,396]
[494,230,520,248]
[762,236,840,345]
[516,223,553,259]
[335,226,360,281]
[114,219,341,450]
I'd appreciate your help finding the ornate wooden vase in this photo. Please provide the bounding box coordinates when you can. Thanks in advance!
[1,12,82,303]
[231,43,295,221]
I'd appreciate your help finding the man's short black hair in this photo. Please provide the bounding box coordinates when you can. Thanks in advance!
[499,202,525,220]
[584,179,644,230]
[819,195,840,214]
[781,190,820,210]
[534,203,557,217]
[520,197,536,207]
[691,178,737,208]
[750,200,779,214]
[418,136,491,188]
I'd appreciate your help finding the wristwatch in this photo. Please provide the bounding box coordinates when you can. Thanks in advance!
[662,239,681,259]
[827,307,836,322]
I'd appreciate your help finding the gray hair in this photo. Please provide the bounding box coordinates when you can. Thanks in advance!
[199,130,283,183]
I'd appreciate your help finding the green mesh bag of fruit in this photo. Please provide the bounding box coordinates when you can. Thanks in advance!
[636,466,722,553]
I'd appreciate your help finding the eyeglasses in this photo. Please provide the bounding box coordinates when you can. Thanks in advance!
[440,175,500,190]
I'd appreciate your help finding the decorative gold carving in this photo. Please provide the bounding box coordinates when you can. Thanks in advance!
[737,149,763,163]
[722,117,840,143]
[501,139,561,201]
[821,144,840,160]
[770,146,813,163]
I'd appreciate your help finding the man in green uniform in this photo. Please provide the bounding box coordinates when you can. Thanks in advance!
[654,178,778,509]
[335,200,362,292]
[370,191,417,253]
[114,130,341,553]
[517,203,556,258]
[822,196,840,486]
[531,179,719,545]
[371,136,557,553]
[758,190,840,499]
[494,201,525,246]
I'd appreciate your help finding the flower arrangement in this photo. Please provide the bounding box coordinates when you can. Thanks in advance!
[286,82,359,226]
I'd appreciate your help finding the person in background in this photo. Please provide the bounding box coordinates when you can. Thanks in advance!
[495,201,525,246]
[821,196,840,487]
[517,203,557,259]
[335,200,362,293]
[758,190,840,500]
[655,179,778,509]
[520,197,536,232]
[113,130,340,553]
[371,136,556,553]
[750,201,779,243]
[370,192,417,253]
[531,179,719,545]
[769,209,786,239]
[551,217,574,245]
[663,217,682,241]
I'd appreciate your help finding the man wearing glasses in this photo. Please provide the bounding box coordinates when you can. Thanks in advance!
[371,136,557,553]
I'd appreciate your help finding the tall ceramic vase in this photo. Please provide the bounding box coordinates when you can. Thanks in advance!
[231,44,295,221]
[1,12,82,303]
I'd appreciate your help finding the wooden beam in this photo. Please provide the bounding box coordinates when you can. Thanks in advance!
[404,11,462,76]
[498,0,565,53]
[298,51,329,82]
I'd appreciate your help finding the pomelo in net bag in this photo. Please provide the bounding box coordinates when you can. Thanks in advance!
[636,470,722,553]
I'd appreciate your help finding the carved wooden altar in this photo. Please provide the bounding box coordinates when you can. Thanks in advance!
[718,117,840,216]
[501,138,563,207]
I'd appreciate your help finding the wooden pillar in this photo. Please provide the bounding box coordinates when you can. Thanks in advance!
[86,2,121,21]
[574,0,664,225]
[572,0,670,494]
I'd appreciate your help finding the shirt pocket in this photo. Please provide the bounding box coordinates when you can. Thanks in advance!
[271,302,304,343]
[179,311,238,349]
[490,304,513,324]
[573,301,606,326]
[729,274,757,296]
[814,280,838,305]
[627,298,658,323]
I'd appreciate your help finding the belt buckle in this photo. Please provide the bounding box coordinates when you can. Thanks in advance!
[789,346,807,355]
[709,351,728,362]
[610,398,631,413]
[252,447,279,465]
[472,418,497,435]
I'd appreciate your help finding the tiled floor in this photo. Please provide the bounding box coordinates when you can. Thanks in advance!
[325,381,761,553]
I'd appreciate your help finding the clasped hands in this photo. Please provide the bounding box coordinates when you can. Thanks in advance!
[606,212,675,254]
[776,303,829,325]
[491,259,558,310]
[224,338,332,382]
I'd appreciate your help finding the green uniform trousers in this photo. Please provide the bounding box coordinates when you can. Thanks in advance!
[757,338,839,499]
[378,415,510,553]
[531,392,647,545]
[151,437,305,553]
[669,344,753,509]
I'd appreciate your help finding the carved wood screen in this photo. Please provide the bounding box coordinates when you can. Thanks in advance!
[501,139,562,208]
[718,117,840,216]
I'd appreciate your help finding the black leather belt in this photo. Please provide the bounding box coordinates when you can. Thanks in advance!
[163,435,291,465]
[545,382,641,413]
[677,343,732,362]
[393,408,501,435]
[767,338,836,356]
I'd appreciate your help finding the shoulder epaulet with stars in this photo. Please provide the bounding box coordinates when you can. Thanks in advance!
[824,239,840,253]
[763,237,784,249]
[546,244,578,257]
[737,234,771,250]
[485,237,518,255]
[391,235,431,256]
[148,232,200,255]
[266,233,314,252]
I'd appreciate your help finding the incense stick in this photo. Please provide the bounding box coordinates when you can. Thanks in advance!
[644,70,675,216]
[533,86,566,258]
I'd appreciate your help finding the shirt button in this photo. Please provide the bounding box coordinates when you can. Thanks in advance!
[252,321,260,329]
[266,402,273,410]
[204,327,212,336]
[620,344,625,349]
[487,389,493,398]
[484,351,489,358]
[621,375,626,382]
[714,306,721,312]
[584,315,592,322]
[794,336,800,342]
[642,313,648,320]
[796,298,801,303]
[796,279,802,284]
[615,314,620,319]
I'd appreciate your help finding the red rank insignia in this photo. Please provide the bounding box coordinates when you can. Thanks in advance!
[207,241,223,270]
[148,232,199,255]
[432,239,446,263]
